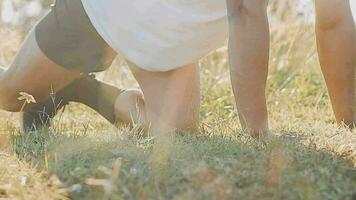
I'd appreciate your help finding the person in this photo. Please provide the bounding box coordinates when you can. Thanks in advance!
[1,0,225,134]
[315,0,356,128]
[0,0,147,133]
[0,0,354,137]
[226,0,356,136]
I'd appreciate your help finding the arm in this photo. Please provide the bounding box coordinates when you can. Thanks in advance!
[226,0,270,137]
[315,0,356,127]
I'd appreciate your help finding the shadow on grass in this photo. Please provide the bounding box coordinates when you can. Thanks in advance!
[11,127,356,200]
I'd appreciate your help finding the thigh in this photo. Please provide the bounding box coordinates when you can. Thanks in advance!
[1,28,81,110]
[128,62,201,132]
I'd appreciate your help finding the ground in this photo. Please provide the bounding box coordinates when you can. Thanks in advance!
[0,12,355,200]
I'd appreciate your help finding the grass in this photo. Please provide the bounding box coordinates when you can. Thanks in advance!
[0,4,356,200]
[7,126,356,200]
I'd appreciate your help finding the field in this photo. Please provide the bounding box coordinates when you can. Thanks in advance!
[0,3,356,200]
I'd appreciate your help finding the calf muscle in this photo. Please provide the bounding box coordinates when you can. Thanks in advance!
[227,0,270,136]
[0,30,80,112]
[315,0,356,126]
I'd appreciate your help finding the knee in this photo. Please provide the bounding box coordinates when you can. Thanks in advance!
[149,110,200,134]
[315,2,352,31]
[175,112,200,133]
[176,121,199,133]
[316,15,345,31]
[226,0,268,20]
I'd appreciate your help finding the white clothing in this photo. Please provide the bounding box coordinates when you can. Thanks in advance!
[81,0,228,71]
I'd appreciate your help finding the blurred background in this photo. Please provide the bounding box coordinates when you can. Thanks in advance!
[0,0,353,122]
[0,0,322,84]
[0,0,355,123]
[3,0,356,29]
[0,2,355,199]
[0,0,318,30]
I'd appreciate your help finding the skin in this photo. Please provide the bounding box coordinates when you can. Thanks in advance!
[1,0,354,135]
[226,0,270,137]
[315,0,356,127]
[2,1,269,136]
[124,62,200,133]
[0,29,81,111]
[226,0,356,136]
[0,26,199,134]
[0,28,141,124]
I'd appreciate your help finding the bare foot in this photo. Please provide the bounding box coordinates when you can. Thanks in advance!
[114,89,147,127]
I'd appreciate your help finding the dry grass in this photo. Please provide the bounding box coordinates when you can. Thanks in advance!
[0,113,64,199]
[0,150,67,199]
[0,1,355,199]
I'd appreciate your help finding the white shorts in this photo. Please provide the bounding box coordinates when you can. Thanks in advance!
[81,0,228,72]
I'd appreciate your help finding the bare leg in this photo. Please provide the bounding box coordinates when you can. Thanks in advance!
[315,0,356,127]
[0,29,81,112]
[1,28,143,131]
[21,74,140,132]
[123,63,199,170]
[126,62,200,134]
[226,0,270,137]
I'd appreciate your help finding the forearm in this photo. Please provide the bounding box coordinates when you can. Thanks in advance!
[315,0,356,126]
[227,0,270,136]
